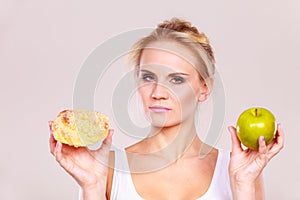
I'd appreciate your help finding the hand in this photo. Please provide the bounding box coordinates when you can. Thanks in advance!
[48,121,113,192]
[228,123,284,197]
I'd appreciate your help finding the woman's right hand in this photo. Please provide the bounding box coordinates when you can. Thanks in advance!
[48,121,113,197]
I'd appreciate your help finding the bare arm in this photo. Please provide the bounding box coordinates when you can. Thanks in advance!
[229,173,264,200]
[255,174,265,200]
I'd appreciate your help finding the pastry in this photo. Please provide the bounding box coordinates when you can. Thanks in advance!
[51,110,109,147]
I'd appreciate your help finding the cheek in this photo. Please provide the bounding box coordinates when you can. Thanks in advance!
[137,85,151,105]
[172,84,198,102]
[171,86,198,113]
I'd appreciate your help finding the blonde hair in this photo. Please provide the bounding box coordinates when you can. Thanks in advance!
[129,18,216,80]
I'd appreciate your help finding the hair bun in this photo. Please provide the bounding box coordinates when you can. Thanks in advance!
[157,18,215,63]
[158,18,200,35]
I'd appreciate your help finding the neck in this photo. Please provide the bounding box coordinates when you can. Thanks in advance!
[146,118,197,153]
[127,118,208,173]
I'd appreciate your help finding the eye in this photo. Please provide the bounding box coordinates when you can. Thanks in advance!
[170,76,185,84]
[140,73,156,82]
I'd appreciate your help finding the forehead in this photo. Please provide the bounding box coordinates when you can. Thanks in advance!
[139,48,198,74]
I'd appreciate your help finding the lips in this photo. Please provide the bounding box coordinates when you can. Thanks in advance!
[149,105,171,113]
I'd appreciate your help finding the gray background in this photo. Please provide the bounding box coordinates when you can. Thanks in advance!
[1,0,299,199]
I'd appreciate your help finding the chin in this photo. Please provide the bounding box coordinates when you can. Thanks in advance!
[149,119,181,128]
[146,111,184,128]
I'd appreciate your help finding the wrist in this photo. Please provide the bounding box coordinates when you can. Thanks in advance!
[230,178,256,200]
[79,183,106,200]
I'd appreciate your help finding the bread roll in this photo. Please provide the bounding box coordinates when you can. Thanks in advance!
[51,110,109,147]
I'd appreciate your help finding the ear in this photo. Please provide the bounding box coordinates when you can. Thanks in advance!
[198,78,213,102]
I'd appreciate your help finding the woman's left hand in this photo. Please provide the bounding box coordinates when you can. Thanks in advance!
[228,123,284,197]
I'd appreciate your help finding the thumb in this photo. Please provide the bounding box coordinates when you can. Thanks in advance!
[99,129,114,154]
[228,126,243,154]
[92,129,114,164]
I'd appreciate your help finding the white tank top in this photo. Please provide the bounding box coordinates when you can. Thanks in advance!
[110,149,232,200]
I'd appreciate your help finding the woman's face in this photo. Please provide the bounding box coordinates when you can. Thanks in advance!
[137,48,209,128]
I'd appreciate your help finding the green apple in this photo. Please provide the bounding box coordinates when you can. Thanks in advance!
[236,107,276,150]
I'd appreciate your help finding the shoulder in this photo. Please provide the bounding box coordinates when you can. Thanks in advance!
[125,139,147,153]
[215,148,231,167]
[198,143,218,159]
[200,146,231,171]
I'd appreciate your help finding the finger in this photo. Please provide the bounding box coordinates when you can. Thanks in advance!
[268,123,284,159]
[54,142,72,172]
[104,129,114,144]
[275,123,284,149]
[48,120,53,133]
[228,126,243,154]
[99,129,114,154]
[93,129,114,162]
[258,136,267,154]
[252,136,269,169]
[54,141,63,163]
[49,121,56,155]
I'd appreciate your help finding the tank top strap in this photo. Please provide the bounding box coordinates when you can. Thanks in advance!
[113,149,131,173]
[110,149,144,200]
[197,148,232,200]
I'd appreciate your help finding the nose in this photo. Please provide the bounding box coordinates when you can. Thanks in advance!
[151,83,169,100]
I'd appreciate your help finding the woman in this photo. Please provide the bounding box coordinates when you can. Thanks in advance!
[49,18,284,199]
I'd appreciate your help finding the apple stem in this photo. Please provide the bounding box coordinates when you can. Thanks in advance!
[255,108,258,116]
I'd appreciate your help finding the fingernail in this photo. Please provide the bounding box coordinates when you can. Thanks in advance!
[260,136,265,142]
[48,121,53,135]
[278,123,282,130]
[109,129,114,136]
[56,141,62,149]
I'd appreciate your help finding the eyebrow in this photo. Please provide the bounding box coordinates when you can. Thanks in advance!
[168,72,189,77]
[139,69,189,77]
